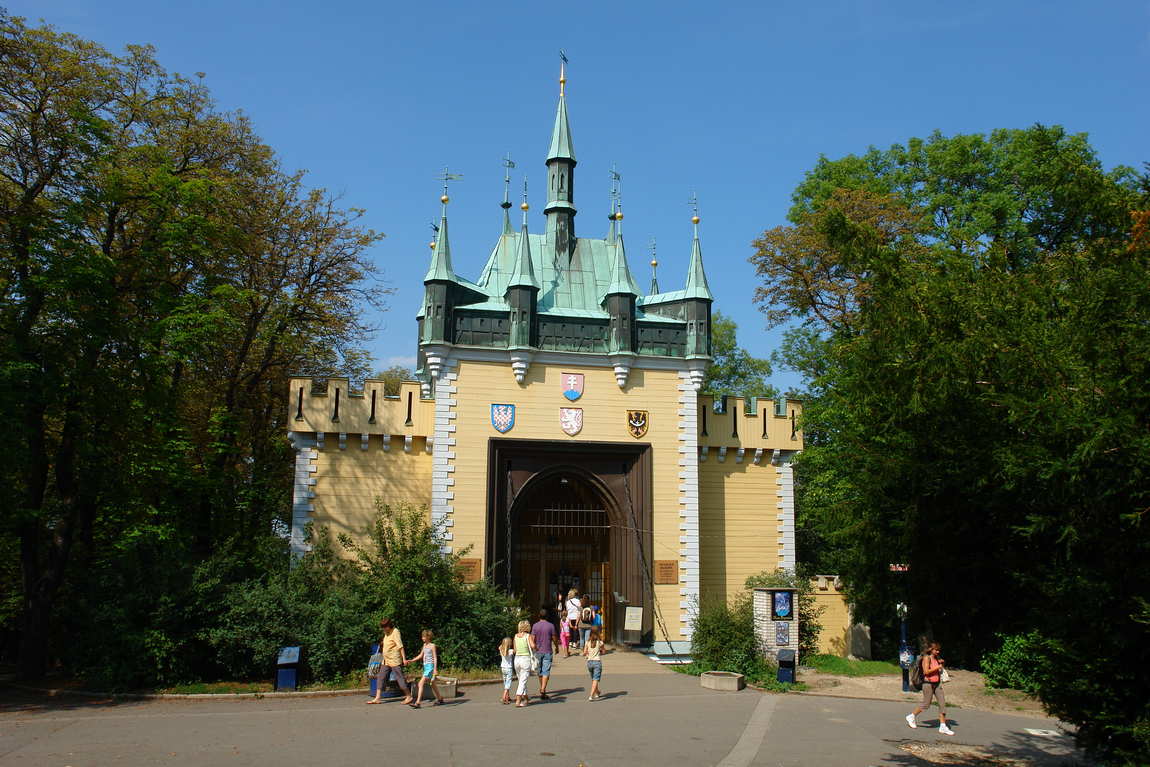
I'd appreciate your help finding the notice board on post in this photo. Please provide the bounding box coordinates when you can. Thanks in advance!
[654,560,678,585]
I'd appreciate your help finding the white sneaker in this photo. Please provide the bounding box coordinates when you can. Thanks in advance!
[939,723,954,736]
[905,714,917,729]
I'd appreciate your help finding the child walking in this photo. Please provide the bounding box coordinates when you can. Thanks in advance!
[498,637,515,704]
[406,629,444,708]
[583,626,606,701]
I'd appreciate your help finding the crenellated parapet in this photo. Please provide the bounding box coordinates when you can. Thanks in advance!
[696,395,803,460]
[288,377,436,443]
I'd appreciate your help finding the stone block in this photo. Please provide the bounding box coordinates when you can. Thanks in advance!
[700,671,745,691]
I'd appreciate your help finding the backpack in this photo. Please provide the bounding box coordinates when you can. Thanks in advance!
[908,655,924,691]
[580,606,594,626]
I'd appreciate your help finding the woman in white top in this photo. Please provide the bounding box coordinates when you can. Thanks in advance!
[565,589,582,649]
[512,620,537,707]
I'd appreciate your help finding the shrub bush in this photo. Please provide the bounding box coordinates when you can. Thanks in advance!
[689,597,780,687]
[202,503,523,682]
[980,632,1044,695]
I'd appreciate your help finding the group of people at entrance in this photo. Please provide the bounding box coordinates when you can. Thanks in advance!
[558,588,600,656]
[500,607,606,707]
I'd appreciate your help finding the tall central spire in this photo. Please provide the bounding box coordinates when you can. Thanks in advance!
[545,54,577,262]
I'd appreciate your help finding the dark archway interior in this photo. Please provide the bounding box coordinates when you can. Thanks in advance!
[487,439,654,644]
[511,471,612,630]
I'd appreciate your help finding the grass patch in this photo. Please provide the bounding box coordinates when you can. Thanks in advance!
[803,654,900,676]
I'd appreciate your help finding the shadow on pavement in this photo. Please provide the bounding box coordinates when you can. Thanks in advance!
[879,723,1089,767]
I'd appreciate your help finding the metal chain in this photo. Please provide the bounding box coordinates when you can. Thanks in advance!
[622,469,675,655]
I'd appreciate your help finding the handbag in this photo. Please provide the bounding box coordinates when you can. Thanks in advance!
[940,667,951,683]
[367,651,383,677]
[530,652,540,674]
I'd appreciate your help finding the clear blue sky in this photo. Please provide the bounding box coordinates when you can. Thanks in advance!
[15,0,1150,393]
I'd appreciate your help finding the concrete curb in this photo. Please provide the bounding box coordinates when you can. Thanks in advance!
[3,677,502,702]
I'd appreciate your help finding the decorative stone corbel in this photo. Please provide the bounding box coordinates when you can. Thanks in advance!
[699,446,709,461]
[338,432,347,450]
[609,352,636,388]
[736,447,745,463]
[361,433,369,451]
[752,448,763,465]
[509,349,534,384]
[315,431,325,450]
[686,358,709,392]
[770,448,781,466]
[425,436,434,454]
[718,446,727,463]
[404,435,413,453]
[382,434,391,452]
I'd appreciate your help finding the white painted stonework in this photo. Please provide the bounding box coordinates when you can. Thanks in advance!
[677,370,701,643]
[430,357,459,554]
[288,431,318,558]
[775,456,796,572]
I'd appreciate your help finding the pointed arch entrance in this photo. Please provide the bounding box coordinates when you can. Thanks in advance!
[487,439,654,644]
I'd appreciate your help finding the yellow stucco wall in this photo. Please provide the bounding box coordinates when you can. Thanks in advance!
[449,360,685,641]
[699,459,782,604]
[811,579,861,657]
[309,439,433,539]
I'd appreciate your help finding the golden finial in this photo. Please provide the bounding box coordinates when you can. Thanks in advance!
[521,201,529,211]
[559,50,568,95]
[429,241,436,249]
[436,167,462,215]
[441,195,450,205]
[691,215,700,225]
[615,211,623,221]
[650,259,658,267]
[689,191,700,227]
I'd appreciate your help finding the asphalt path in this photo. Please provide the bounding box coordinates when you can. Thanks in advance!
[0,655,1086,766]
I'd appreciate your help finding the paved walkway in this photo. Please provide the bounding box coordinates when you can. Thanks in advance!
[0,652,1086,766]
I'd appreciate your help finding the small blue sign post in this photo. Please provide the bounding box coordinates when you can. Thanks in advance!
[276,646,301,692]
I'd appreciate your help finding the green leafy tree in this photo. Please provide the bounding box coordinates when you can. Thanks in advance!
[702,311,777,401]
[372,365,414,396]
[0,13,386,681]
[753,126,1150,763]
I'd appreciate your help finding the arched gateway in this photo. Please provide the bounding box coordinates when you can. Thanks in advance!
[286,66,802,653]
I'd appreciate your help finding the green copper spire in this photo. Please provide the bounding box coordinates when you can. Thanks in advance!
[683,203,713,300]
[425,204,455,282]
[507,182,539,291]
[606,212,639,296]
[547,59,576,162]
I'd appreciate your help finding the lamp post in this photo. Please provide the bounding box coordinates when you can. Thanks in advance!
[890,563,911,692]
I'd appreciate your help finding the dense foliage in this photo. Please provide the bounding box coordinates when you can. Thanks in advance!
[754,126,1150,763]
[204,505,524,683]
[687,598,783,689]
[0,14,385,681]
[980,632,1043,696]
[702,311,777,402]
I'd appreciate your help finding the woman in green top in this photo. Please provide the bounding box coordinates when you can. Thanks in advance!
[512,620,537,707]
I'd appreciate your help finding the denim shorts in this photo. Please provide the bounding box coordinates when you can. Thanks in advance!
[537,653,553,677]
[502,667,514,689]
[587,659,602,681]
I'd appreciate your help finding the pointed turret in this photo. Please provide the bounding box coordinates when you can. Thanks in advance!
[683,217,713,300]
[606,230,639,297]
[424,207,456,283]
[545,59,577,261]
[683,208,713,363]
[506,187,539,358]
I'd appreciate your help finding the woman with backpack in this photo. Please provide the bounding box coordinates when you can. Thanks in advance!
[906,641,954,735]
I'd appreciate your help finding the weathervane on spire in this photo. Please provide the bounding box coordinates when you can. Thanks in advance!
[689,191,701,232]
[559,50,568,95]
[501,154,515,208]
[521,177,530,225]
[649,236,659,294]
[609,164,622,217]
[437,166,463,216]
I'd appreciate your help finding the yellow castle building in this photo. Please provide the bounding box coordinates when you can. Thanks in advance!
[286,69,803,654]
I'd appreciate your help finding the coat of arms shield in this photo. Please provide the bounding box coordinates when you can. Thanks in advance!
[559,407,583,436]
[627,410,649,439]
[491,404,516,433]
[561,372,584,401]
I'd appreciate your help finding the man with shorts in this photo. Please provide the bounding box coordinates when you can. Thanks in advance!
[531,608,559,700]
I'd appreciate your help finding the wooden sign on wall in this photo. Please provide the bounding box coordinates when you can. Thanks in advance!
[456,558,483,584]
[654,560,678,585]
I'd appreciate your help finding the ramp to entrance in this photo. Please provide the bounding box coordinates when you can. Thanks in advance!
[543,646,671,677]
